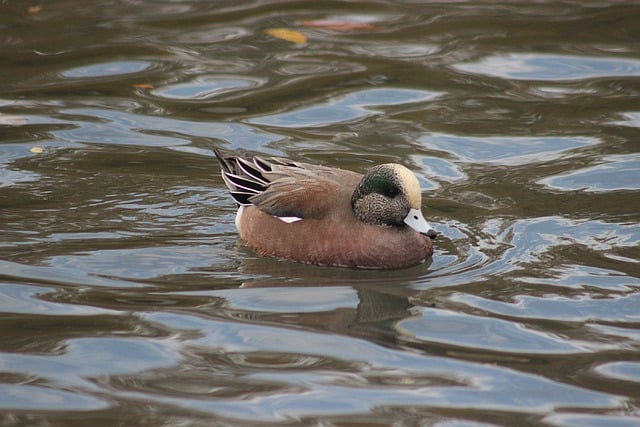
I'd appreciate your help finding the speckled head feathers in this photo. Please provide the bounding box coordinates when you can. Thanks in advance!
[351,163,422,227]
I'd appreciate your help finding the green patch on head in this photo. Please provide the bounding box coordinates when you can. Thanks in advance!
[355,164,422,207]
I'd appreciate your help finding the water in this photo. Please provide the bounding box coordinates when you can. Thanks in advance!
[1,1,639,425]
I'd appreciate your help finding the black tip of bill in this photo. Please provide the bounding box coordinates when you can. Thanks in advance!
[424,229,438,240]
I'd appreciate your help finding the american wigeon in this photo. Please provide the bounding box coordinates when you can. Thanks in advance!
[215,150,437,269]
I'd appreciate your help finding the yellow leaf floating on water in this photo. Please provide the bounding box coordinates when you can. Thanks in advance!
[265,28,307,44]
[29,147,44,154]
[132,83,154,89]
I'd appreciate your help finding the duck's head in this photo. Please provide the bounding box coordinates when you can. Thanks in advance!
[351,163,437,239]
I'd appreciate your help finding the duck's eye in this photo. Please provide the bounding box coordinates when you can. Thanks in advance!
[385,187,400,198]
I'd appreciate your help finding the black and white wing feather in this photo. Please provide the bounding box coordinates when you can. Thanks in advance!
[215,149,299,206]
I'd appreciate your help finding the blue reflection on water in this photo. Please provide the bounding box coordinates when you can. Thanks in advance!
[199,286,359,313]
[0,384,108,411]
[595,361,640,384]
[544,413,640,427]
[62,61,152,78]
[153,77,263,100]
[135,311,622,420]
[453,292,640,323]
[418,133,597,165]
[412,155,467,189]
[453,54,640,81]
[249,88,441,128]
[397,307,586,354]
[54,108,279,149]
[0,284,118,315]
[610,112,640,128]
[540,155,640,192]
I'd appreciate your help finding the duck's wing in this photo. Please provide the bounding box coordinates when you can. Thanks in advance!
[215,150,359,220]
[252,165,349,220]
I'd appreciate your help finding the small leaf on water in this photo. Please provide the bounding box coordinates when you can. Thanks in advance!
[133,83,154,89]
[29,147,44,154]
[265,28,307,44]
[27,5,42,14]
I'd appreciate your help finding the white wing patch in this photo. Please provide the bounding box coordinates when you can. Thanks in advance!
[277,216,303,224]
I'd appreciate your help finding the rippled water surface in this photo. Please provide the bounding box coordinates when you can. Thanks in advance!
[1,1,639,425]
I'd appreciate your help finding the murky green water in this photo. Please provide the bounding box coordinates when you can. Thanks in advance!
[1,1,639,425]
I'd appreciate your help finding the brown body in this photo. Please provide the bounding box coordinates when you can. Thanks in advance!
[239,207,433,269]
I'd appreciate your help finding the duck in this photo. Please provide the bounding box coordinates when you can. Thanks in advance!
[215,149,437,269]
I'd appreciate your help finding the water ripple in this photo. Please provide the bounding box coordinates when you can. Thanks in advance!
[451,292,640,323]
[595,361,640,384]
[453,53,640,81]
[544,413,640,427]
[54,107,279,149]
[497,217,639,267]
[136,312,623,420]
[62,61,153,78]
[418,133,598,166]
[152,76,265,100]
[539,154,640,192]
[0,284,119,316]
[397,307,592,354]
[249,88,441,128]
[182,286,360,313]
[412,155,467,190]
[0,385,108,411]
